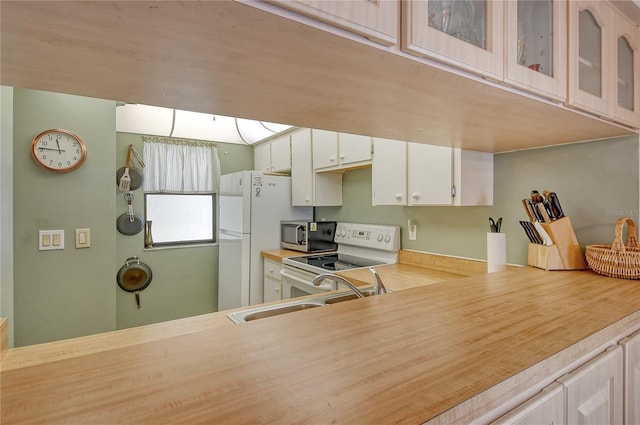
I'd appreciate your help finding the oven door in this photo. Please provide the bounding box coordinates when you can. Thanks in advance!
[280,265,335,300]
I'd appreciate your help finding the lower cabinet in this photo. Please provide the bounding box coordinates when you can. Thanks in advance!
[621,329,640,425]
[491,382,564,425]
[558,345,623,425]
[263,258,283,303]
[493,344,627,425]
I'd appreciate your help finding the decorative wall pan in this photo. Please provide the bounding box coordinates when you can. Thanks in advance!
[117,256,152,308]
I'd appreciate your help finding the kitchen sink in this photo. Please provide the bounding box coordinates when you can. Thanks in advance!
[323,290,376,304]
[243,303,324,321]
[227,287,377,323]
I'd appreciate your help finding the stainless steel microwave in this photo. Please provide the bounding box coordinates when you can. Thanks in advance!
[280,221,337,253]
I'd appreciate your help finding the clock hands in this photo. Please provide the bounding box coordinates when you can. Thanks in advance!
[56,138,62,154]
[39,147,66,153]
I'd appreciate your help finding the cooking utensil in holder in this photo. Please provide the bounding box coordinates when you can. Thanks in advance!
[586,217,640,279]
[528,216,586,270]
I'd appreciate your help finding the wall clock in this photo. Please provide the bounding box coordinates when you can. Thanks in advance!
[31,129,87,173]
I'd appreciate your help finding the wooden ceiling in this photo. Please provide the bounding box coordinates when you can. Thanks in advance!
[0,1,635,152]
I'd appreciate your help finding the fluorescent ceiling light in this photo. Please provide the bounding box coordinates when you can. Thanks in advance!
[116,103,293,145]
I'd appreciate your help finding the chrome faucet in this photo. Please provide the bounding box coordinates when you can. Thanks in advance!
[369,267,389,294]
[312,274,366,299]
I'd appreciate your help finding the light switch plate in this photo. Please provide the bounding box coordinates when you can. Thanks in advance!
[75,228,90,248]
[39,230,64,250]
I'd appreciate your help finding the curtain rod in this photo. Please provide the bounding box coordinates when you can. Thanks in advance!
[142,135,217,147]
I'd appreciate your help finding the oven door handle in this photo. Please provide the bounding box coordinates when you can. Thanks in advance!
[280,269,335,290]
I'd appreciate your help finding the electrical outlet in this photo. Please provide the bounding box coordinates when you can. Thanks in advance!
[39,230,64,251]
[408,219,417,241]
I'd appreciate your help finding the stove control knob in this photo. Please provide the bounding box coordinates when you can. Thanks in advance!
[339,230,347,237]
[377,233,383,242]
[384,234,391,243]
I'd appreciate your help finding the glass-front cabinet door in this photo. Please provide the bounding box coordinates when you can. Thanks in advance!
[612,7,639,128]
[568,1,613,118]
[402,0,504,80]
[505,0,567,101]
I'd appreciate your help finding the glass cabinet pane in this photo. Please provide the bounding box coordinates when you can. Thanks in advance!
[428,0,486,49]
[516,0,553,76]
[618,36,635,110]
[578,10,602,97]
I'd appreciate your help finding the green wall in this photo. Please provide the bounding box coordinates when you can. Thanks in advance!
[114,133,253,330]
[12,88,117,346]
[1,86,15,347]
[317,135,639,266]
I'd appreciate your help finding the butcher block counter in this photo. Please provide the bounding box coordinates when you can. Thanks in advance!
[3,268,640,424]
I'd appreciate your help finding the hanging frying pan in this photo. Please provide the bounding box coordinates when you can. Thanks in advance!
[117,256,152,308]
[117,192,145,236]
[115,145,144,190]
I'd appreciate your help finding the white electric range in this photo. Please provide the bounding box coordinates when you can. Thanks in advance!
[280,222,401,298]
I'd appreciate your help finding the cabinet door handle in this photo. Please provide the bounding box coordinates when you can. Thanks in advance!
[274,287,280,293]
[329,156,336,162]
[305,197,311,202]
[395,193,402,200]
[412,193,419,199]
[339,155,345,160]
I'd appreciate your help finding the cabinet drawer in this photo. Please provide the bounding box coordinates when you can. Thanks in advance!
[263,258,283,282]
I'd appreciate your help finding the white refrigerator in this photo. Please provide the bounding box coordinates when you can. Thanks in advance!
[218,171,312,310]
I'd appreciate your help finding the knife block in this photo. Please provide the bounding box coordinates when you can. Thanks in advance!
[527,217,586,270]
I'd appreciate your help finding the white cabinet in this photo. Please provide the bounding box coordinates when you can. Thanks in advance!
[402,0,505,80]
[372,138,407,206]
[263,258,283,303]
[312,129,371,171]
[504,0,567,102]
[253,142,271,174]
[268,0,398,46]
[568,0,615,119]
[372,138,493,206]
[612,7,640,128]
[291,128,342,206]
[557,345,624,425]
[253,134,291,174]
[407,143,453,206]
[621,329,640,425]
[491,382,565,425]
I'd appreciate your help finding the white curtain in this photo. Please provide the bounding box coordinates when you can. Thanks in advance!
[142,137,220,193]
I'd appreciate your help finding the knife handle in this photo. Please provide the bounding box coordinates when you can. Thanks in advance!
[548,192,565,219]
[522,199,534,221]
[537,203,551,223]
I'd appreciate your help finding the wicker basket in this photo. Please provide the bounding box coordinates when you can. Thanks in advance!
[586,217,640,279]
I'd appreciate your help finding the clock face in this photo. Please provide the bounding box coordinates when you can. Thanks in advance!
[31,129,87,173]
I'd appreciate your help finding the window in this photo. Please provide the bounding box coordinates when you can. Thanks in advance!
[142,136,220,247]
[145,193,214,245]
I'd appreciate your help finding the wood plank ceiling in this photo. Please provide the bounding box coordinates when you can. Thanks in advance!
[0,1,634,152]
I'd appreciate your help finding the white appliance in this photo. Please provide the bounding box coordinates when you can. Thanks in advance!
[218,171,312,310]
[281,223,401,298]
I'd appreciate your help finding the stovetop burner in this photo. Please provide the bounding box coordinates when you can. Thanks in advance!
[287,253,385,272]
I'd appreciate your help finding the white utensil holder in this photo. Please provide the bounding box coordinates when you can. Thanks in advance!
[487,232,507,273]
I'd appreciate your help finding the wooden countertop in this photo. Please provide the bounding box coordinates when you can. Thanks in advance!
[2,268,640,424]
[261,248,314,261]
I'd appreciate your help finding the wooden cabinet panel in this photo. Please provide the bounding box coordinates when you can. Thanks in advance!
[402,0,504,80]
[407,143,453,205]
[505,0,567,101]
[621,329,640,425]
[612,8,640,128]
[490,382,565,425]
[372,137,407,206]
[267,0,398,46]
[568,0,615,118]
[558,345,623,425]
[453,149,493,206]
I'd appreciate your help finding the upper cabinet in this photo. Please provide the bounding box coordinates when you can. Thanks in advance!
[568,1,639,127]
[402,0,505,80]
[505,0,567,101]
[372,138,493,206]
[612,7,639,128]
[312,130,372,171]
[568,1,615,118]
[267,0,399,46]
[253,134,292,174]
